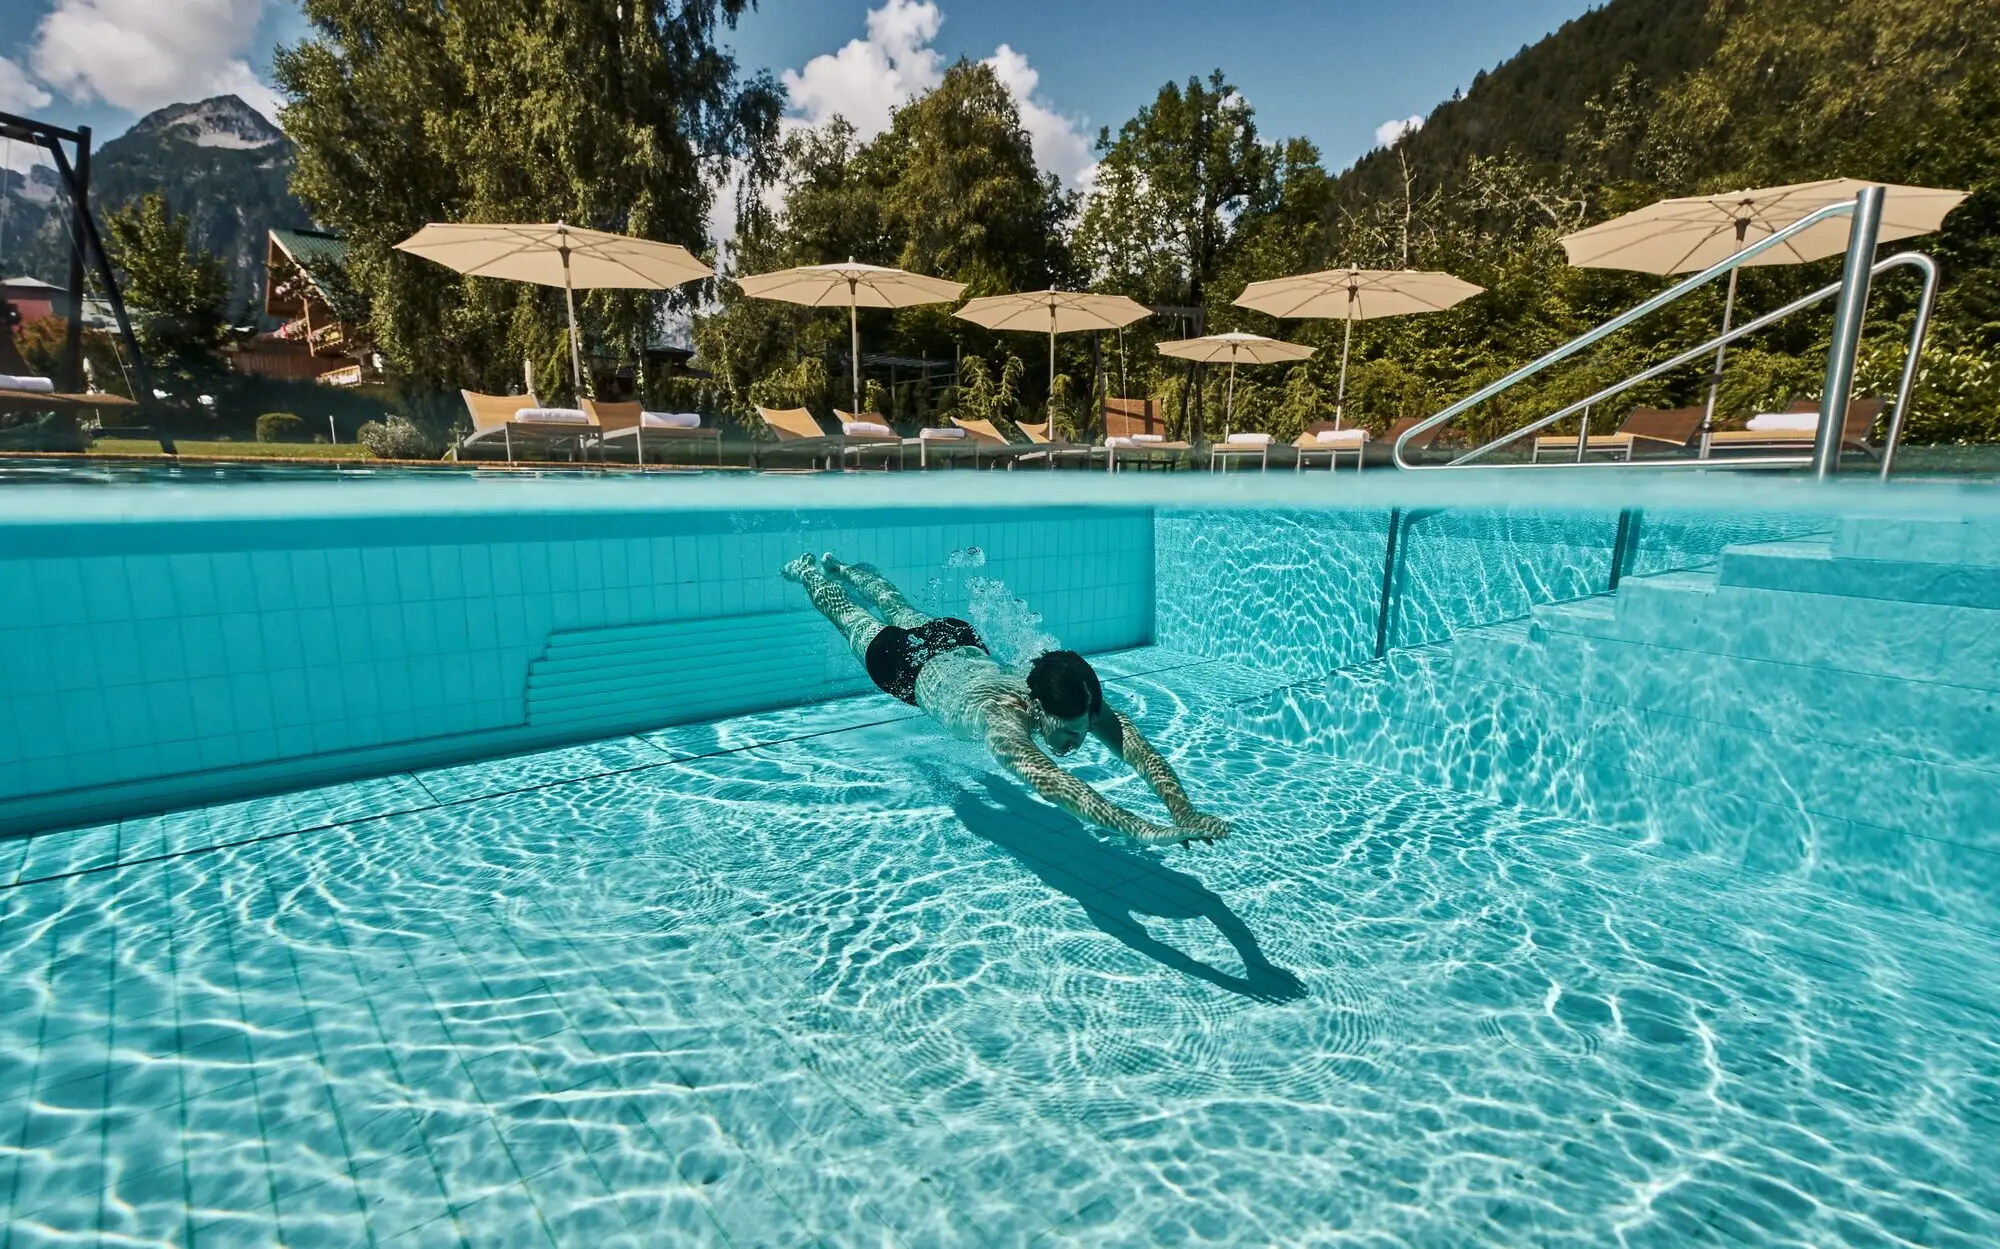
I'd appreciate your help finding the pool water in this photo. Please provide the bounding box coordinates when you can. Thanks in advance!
[5,642,1997,1247]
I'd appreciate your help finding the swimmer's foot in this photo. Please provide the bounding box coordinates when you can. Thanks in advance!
[781,552,820,583]
[820,552,847,578]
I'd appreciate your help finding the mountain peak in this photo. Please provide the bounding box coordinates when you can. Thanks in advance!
[127,95,284,151]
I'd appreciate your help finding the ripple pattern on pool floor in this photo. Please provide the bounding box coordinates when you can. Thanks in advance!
[3,675,1998,1246]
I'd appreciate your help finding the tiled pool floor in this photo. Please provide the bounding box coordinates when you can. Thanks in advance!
[3,649,1998,1246]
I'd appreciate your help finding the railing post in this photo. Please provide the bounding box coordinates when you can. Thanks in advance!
[1609,508,1642,591]
[1375,507,1402,659]
[1814,185,1885,479]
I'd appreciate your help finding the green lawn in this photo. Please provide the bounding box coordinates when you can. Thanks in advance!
[90,439,380,461]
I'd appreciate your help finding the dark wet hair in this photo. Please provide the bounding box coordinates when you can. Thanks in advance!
[1026,650,1102,720]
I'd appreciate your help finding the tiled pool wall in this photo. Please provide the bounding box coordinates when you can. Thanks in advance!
[1154,505,1832,677]
[0,506,1154,835]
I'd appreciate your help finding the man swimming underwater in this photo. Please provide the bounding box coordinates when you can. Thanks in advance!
[783,552,1230,847]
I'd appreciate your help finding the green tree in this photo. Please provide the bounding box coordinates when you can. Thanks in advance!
[1077,71,1266,309]
[103,192,230,369]
[275,0,781,408]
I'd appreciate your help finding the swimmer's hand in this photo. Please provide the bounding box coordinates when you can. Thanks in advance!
[781,552,819,583]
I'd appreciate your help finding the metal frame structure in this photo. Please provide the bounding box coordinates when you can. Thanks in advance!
[1393,187,1931,481]
[0,109,169,452]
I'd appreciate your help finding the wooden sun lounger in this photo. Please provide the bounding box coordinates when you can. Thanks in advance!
[456,390,597,462]
[1293,421,1367,473]
[1100,399,1187,472]
[1532,405,1705,462]
[1011,418,1097,470]
[582,399,723,466]
[1705,397,1886,456]
[942,417,1034,468]
[756,405,899,470]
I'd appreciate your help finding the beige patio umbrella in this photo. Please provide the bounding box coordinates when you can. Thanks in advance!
[1560,178,1967,455]
[954,290,1151,422]
[395,221,714,395]
[1235,268,1483,428]
[1156,331,1314,438]
[739,259,966,412]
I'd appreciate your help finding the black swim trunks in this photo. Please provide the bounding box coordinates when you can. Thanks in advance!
[864,617,987,704]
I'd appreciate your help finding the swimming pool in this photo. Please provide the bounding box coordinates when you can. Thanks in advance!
[3,472,1997,1245]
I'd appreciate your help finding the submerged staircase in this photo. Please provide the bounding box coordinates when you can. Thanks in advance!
[1238,517,2000,931]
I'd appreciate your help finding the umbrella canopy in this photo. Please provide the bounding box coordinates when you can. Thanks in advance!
[395,221,713,394]
[1559,179,1966,457]
[955,290,1151,422]
[1558,179,1968,274]
[1156,332,1314,438]
[739,260,966,411]
[1234,268,1483,428]
[1234,268,1483,320]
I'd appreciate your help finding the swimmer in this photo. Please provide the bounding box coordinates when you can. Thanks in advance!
[783,552,1230,847]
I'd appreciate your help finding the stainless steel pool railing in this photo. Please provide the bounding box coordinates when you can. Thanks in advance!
[1393,186,1940,480]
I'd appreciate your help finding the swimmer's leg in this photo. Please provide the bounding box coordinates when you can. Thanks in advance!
[823,555,930,629]
[785,553,882,662]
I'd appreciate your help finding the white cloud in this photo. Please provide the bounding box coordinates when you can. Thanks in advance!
[775,1,1093,189]
[1375,114,1424,148]
[1,57,54,114]
[781,0,945,141]
[30,0,284,123]
[981,44,1094,190]
[0,59,57,175]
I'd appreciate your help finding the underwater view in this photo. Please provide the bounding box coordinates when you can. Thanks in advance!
[2,471,1997,1246]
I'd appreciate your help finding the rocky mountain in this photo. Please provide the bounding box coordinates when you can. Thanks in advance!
[0,95,314,317]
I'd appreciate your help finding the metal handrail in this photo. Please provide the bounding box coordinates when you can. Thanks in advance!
[1406,250,1936,477]
[1393,189,1930,478]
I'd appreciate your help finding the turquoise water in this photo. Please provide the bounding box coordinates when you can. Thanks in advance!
[3,473,1999,1245]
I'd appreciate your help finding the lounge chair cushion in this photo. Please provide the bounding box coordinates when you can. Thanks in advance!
[514,407,590,423]
[918,426,966,439]
[0,375,55,393]
[641,411,701,429]
[1313,429,1367,444]
[1747,411,1819,431]
[843,420,893,436]
[1224,432,1272,445]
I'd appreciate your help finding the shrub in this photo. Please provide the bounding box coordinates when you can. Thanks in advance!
[356,416,439,459]
[255,412,305,443]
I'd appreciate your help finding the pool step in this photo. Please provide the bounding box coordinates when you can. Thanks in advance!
[1241,524,2000,933]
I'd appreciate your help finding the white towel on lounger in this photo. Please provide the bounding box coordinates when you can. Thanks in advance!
[1314,429,1367,444]
[0,375,56,393]
[514,407,590,423]
[919,426,966,439]
[1224,432,1272,445]
[843,420,893,436]
[641,411,701,429]
[1745,411,1820,431]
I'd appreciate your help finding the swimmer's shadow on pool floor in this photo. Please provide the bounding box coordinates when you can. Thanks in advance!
[952,778,1305,1004]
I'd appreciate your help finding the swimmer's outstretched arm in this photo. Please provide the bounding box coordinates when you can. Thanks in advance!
[1089,706,1210,825]
[986,718,1205,846]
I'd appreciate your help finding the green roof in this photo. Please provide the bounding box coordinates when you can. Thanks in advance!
[270,228,348,269]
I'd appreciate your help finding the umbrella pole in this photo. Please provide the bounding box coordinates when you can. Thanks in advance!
[1335,304,1355,430]
[1225,358,1237,440]
[849,280,862,413]
[1698,218,1750,461]
[561,244,584,400]
[1049,311,1057,425]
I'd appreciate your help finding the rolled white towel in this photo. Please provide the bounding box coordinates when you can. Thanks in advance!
[514,407,591,423]
[0,375,56,393]
[641,410,701,429]
[919,426,967,439]
[1745,411,1820,432]
[843,420,893,436]
[1314,428,1368,444]
[1224,432,1272,446]
[1106,435,1172,449]
[1129,432,1166,443]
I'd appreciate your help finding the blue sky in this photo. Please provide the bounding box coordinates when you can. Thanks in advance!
[2,0,1600,182]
